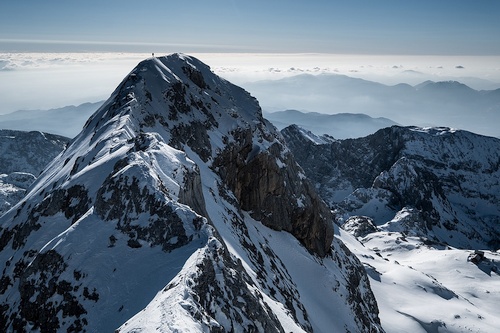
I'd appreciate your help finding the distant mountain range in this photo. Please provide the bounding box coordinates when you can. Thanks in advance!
[0,101,103,138]
[244,74,500,138]
[1,74,499,140]
[264,109,399,139]
[0,101,394,140]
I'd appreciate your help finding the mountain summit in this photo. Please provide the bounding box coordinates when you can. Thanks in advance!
[0,54,382,332]
[80,53,333,256]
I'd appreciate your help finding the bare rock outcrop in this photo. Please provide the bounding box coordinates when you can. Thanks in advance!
[214,126,333,257]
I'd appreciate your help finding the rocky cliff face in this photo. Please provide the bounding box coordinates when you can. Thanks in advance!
[0,130,69,215]
[282,124,500,250]
[213,127,333,257]
[0,54,383,332]
[0,130,69,176]
[282,124,500,332]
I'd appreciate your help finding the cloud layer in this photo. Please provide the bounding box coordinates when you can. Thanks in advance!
[1,53,499,116]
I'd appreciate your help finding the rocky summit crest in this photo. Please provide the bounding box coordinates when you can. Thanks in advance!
[81,52,334,256]
[0,54,380,332]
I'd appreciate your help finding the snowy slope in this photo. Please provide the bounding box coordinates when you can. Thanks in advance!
[282,124,500,332]
[340,228,500,333]
[0,54,383,332]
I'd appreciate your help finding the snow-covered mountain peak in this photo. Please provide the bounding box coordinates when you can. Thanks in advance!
[0,54,382,332]
[64,53,333,256]
[394,126,500,176]
[286,124,337,145]
[81,53,271,164]
[283,124,500,250]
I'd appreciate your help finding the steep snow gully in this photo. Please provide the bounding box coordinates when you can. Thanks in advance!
[0,54,383,332]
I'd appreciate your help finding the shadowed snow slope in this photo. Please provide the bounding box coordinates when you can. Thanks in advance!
[0,54,383,332]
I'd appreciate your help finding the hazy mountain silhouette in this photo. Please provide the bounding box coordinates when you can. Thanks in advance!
[244,74,500,138]
[0,101,103,138]
[264,109,399,139]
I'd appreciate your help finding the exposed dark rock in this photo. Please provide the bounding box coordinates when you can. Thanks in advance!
[13,250,87,333]
[214,127,334,257]
[170,121,213,162]
[182,65,208,90]
[192,238,286,333]
[343,216,378,238]
[83,287,99,302]
[281,125,404,206]
[283,124,500,250]
[95,158,196,252]
[178,166,209,219]
[332,240,382,332]
[468,250,485,264]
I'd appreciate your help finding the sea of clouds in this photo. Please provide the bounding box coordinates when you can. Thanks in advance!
[1,52,499,115]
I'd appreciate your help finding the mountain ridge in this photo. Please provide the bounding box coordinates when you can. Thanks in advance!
[281,124,500,250]
[0,129,69,215]
[282,124,500,332]
[0,54,382,332]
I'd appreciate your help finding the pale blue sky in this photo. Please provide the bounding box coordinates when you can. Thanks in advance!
[1,0,499,54]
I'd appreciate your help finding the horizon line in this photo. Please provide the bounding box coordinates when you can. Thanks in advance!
[2,38,500,57]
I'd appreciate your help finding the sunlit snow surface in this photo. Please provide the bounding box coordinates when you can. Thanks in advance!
[340,228,500,333]
[284,124,500,332]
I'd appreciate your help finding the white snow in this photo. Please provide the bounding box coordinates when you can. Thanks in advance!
[7,53,498,333]
[340,227,500,333]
